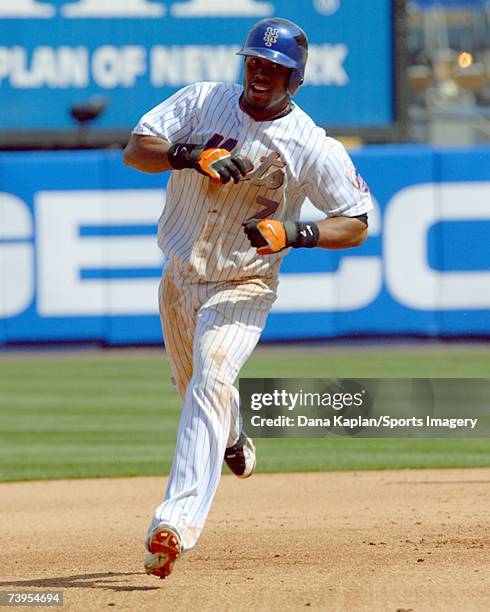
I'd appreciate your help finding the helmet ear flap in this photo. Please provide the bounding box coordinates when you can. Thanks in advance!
[288,69,303,96]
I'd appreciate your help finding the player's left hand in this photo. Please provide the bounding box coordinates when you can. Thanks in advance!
[243,219,320,254]
[242,219,289,254]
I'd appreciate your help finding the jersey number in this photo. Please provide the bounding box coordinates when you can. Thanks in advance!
[250,196,280,220]
[207,134,282,222]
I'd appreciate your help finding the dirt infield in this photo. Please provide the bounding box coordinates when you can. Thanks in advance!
[0,469,488,611]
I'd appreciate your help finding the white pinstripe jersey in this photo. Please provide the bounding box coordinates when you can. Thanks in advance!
[133,81,373,284]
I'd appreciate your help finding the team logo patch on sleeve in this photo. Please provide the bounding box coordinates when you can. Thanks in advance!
[349,164,370,194]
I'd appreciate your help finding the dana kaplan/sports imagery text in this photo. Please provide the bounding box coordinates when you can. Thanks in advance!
[249,414,479,431]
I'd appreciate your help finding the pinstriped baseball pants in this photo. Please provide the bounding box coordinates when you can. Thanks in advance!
[149,265,276,550]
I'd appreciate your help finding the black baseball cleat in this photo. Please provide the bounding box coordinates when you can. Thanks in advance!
[224,432,256,478]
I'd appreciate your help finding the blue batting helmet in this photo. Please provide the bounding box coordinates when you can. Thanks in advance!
[237,18,308,96]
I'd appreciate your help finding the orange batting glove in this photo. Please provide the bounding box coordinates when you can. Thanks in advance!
[243,219,320,254]
[167,143,253,184]
[197,148,253,184]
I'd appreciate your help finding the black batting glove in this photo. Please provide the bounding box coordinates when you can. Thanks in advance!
[283,221,320,248]
[167,143,253,184]
[203,152,253,184]
[167,143,203,169]
[243,219,320,255]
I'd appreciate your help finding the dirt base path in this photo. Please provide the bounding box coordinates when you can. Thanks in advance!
[0,469,488,611]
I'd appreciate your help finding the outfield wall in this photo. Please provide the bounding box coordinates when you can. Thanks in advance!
[0,145,489,345]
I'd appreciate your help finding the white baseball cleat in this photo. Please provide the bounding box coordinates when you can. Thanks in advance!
[224,432,256,478]
[144,523,181,579]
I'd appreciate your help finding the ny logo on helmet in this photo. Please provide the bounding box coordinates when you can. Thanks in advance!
[263,27,279,47]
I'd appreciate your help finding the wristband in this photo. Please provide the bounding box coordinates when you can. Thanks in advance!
[284,221,320,248]
[167,143,203,170]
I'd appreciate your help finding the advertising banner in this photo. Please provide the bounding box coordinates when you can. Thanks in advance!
[0,0,394,131]
[1,145,489,345]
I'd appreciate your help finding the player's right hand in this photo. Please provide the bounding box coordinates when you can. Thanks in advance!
[197,148,253,184]
[167,142,253,184]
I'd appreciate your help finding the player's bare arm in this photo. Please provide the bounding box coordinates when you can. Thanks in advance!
[243,215,367,255]
[124,134,253,184]
[124,134,173,173]
[315,215,368,248]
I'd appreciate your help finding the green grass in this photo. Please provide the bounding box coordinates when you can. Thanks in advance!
[0,345,489,481]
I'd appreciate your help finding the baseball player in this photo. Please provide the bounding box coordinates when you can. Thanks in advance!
[124,17,372,579]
